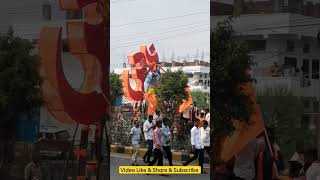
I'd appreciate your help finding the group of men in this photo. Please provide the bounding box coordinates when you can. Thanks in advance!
[128,110,210,174]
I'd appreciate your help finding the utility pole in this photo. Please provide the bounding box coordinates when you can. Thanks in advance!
[123,53,126,68]
[196,48,199,60]
[201,51,204,61]
[162,50,165,61]
[317,118,320,159]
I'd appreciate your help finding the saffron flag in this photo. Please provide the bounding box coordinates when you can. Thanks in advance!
[220,82,265,161]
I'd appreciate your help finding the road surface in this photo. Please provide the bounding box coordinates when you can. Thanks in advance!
[110,153,210,180]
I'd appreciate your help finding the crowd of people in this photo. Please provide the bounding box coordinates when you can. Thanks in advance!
[127,109,211,174]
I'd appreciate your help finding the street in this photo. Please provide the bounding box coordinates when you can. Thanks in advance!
[110,153,210,180]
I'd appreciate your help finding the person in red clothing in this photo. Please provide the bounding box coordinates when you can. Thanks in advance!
[148,120,164,166]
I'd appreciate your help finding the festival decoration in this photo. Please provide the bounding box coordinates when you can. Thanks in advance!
[122,44,192,115]
[39,0,110,125]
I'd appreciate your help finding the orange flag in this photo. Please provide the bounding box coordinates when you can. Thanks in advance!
[179,87,193,113]
[220,82,265,161]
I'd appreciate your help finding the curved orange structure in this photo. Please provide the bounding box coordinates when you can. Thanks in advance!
[40,0,110,125]
[178,87,193,113]
[122,44,158,115]
[122,70,144,102]
[220,82,264,161]
[122,44,193,116]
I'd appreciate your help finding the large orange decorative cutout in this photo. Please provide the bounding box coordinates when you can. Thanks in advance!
[122,45,157,101]
[40,0,110,125]
[123,44,192,115]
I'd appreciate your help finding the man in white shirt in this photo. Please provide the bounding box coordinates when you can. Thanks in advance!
[306,160,320,180]
[128,122,141,166]
[143,115,155,163]
[200,120,210,159]
[204,108,210,125]
[183,118,205,173]
[233,137,265,180]
[153,110,163,125]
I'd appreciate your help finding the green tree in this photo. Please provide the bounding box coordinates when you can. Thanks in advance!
[0,28,42,164]
[155,69,188,121]
[109,72,123,106]
[258,88,315,159]
[211,19,254,167]
[191,90,209,110]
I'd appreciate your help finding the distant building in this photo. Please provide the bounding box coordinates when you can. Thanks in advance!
[114,60,210,104]
[212,12,320,129]
[211,0,320,18]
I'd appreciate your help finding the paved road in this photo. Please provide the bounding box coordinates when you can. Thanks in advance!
[110,153,210,180]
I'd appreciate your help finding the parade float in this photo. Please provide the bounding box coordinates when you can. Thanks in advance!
[121,44,193,118]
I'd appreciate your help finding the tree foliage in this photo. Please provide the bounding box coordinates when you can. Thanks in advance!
[0,28,42,165]
[191,90,209,110]
[258,88,315,159]
[109,72,123,106]
[155,69,188,119]
[211,19,254,163]
[0,28,42,138]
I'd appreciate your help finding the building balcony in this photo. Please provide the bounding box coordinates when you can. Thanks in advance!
[254,76,320,100]
[189,85,210,93]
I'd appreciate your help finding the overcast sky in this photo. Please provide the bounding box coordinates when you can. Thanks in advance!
[110,0,210,71]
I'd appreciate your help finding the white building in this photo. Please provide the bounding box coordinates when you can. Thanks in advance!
[212,13,320,129]
[114,60,210,103]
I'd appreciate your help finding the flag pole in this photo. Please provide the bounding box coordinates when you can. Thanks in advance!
[263,128,279,178]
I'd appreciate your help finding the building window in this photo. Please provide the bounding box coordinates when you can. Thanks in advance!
[42,3,52,20]
[303,43,311,53]
[304,99,311,108]
[286,40,295,52]
[198,80,203,86]
[204,74,207,79]
[314,101,319,112]
[303,59,310,78]
[66,10,83,19]
[281,0,288,8]
[312,59,319,79]
[284,57,297,68]
[199,74,202,78]
[208,80,210,86]
[246,40,266,51]
[302,114,310,128]
[186,73,193,78]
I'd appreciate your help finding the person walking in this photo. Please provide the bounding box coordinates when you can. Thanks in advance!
[148,120,164,166]
[183,118,205,173]
[204,108,210,125]
[200,120,210,160]
[143,115,155,163]
[128,122,141,166]
[198,110,206,123]
[153,110,161,122]
[24,152,42,180]
[233,137,265,180]
[161,117,174,166]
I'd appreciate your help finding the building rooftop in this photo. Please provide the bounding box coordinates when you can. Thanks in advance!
[211,13,320,38]
[114,60,210,75]
[160,60,210,67]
